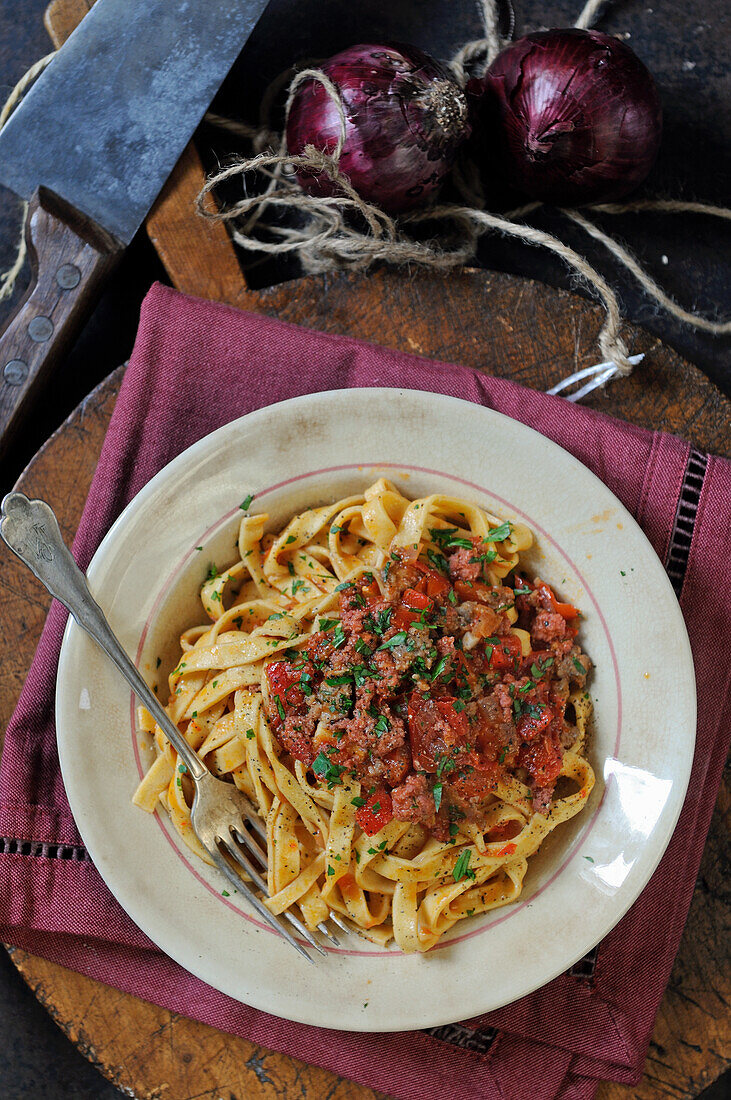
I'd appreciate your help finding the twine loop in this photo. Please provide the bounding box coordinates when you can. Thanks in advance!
[1,5,729,397]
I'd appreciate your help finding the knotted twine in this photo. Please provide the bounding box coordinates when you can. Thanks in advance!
[1,3,729,396]
[195,0,730,391]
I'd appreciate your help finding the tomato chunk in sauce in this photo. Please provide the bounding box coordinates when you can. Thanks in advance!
[261,560,591,836]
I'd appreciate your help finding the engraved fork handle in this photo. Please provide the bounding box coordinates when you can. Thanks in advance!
[0,492,207,780]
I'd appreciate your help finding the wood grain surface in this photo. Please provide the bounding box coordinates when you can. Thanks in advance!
[0,2,727,1099]
[3,273,730,1100]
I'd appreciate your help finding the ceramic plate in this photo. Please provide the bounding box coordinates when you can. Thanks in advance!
[55,389,695,1031]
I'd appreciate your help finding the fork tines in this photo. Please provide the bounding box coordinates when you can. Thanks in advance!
[220,820,346,956]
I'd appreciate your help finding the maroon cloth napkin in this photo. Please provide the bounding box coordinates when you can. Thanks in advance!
[1,283,729,1100]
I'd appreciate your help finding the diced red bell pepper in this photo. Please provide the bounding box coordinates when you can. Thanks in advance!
[393,587,433,629]
[265,661,306,728]
[516,705,553,742]
[518,729,563,786]
[355,785,393,835]
[536,581,578,620]
[448,761,502,803]
[408,693,469,771]
[412,561,451,598]
[486,633,523,671]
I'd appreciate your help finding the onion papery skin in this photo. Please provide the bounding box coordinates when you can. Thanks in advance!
[474,29,662,205]
[286,43,471,215]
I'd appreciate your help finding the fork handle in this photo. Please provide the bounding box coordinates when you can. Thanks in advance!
[0,492,207,780]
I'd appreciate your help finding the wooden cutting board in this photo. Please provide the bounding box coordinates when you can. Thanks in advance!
[0,3,728,1100]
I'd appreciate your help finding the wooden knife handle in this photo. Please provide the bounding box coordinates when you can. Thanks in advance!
[0,186,123,462]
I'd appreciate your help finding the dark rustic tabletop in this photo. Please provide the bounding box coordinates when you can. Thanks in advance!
[0,1,728,1098]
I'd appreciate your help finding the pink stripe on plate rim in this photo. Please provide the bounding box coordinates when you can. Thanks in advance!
[130,462,622,957]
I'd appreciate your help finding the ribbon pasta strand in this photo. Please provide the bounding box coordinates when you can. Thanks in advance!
[134,479,595,952]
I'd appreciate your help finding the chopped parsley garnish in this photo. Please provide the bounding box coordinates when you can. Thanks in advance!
[291,578,306,595]
[531,657,554,679]
[498,746,508,764]
[352,664,380,687]
[274,694,286,721]
[436,752,457,779]
[351,796,367,807]
[245,728,255,740]
[285,534,297,544]
[318,617,339,631]
[205,563,218,581]
[332,623,346,648]
[334,580,354,592]
[374,714,389,735]
[239,493,255,511]
[355,637,372,657]
[486,521,512,542]
[325,673,353,686]
[429,526,470,549]
[287,561,295,576]
[453,849,475,882]
[573,656,586,675]
[513,585,531,594]
[470,549,497,564]
[513,698,544,721]
[430,655,448,681]
[377,631,408,651]
[447,588,458,605]
[453,699,466,713]
[584,855,595,863]
[427,549,450,575]
[268,612,285,621]
[372,607,393,636]
[433,782,443,812]
[312,752,344,787]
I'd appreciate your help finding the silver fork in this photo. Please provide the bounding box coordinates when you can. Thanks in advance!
[0,492,347,963]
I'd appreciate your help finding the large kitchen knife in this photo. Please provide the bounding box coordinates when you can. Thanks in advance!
[0,0,269,459]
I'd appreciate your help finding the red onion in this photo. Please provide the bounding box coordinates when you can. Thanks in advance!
[286,44,470,215]
[472,29,662,205]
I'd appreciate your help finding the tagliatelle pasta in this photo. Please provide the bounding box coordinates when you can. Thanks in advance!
[134,479,595,952]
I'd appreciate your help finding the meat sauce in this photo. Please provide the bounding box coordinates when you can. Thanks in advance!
[264,539,591,841]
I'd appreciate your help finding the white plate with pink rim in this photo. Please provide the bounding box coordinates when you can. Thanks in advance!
[55,388,695,1032]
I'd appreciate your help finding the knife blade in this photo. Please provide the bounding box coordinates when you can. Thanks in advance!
[0,0,269,460]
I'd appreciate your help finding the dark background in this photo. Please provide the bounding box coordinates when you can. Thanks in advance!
[0,1,728,1097]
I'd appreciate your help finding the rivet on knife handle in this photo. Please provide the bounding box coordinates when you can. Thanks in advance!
[0,187,122,464]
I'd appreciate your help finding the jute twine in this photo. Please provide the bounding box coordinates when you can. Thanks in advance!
[196,0,730,389]
[1,3,728,396]
[0,51,56,303]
